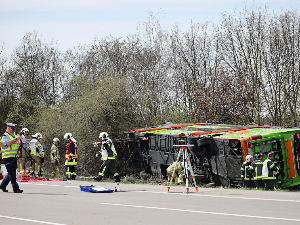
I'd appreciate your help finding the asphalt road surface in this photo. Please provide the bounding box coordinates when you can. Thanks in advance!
[1,180,300,225]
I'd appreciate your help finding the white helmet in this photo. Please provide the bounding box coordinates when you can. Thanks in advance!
[35,133,43,139]
[21,128,29,133]
[53,137,60,144]
[99,132,108,139]
[64,133,72,140]
[246,155,253,162]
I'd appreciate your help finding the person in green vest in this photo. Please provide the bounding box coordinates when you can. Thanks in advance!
[262,152,280,191]
[0,123,23,193]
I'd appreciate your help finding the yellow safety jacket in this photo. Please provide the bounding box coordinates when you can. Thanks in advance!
[167,162,183,174]
[51,144,59,162]
[1,132,19,159]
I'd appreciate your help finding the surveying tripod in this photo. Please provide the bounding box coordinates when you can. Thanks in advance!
[167,133,198,193]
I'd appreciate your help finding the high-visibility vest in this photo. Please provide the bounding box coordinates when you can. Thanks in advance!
[253,159,263,180]
[1,132,19,159]
[100,139,116,160]
[262,159,278,180]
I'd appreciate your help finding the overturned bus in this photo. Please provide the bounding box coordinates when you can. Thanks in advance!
[127,123,300,188]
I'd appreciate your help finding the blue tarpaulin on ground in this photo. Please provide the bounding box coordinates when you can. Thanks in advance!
[80,185,114,193]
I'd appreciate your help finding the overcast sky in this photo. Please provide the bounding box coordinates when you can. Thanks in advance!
[1,0,299,55]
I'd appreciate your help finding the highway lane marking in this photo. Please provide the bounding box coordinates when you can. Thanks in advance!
[146,191,300,203]
[0,215,66,225]
[101,203,300,222]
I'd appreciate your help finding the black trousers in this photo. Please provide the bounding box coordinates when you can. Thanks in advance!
[99,159,118,177]
[264,180,277,190]
[254,180,264,189]
[0,157,20,191]
[244,180,254,188]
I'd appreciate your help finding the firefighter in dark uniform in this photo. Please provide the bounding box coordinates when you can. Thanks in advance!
[94,132,120,183]
[241,155,254,188]
[64,133,78,180]
[252,153,264,189]
[262,152,280,191]
[0,123,23,193]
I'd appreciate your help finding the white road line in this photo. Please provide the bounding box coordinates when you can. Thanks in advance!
[0,215,66,225]
[146,191,300,203]
[101,203,300,222]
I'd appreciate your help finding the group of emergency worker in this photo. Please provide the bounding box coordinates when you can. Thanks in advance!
[241,152,280,190]
[1,122,120,193]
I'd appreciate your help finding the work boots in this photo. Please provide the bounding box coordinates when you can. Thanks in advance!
[93,176,103,181]
[0,185,8,192]
[114,175,121,183]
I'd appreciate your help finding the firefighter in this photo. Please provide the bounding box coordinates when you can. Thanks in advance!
[51,138,60,176]
[17,128,29,173]
[64,133,78,180]
[0,123,23,193]
[94,132,120,183]
[262,152,280,191]
[252,153,264,189]
[241,155,254,188]
[167,161,184,184]
[30,133,44,176]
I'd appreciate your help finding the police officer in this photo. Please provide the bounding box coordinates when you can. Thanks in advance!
[252,153,264,189]
[64,133,78,180]
[51,138,60,176]
[30,133,44,176]
[94,132,120,183]
[241,155,254,188]
[262,152,280,191]
[17,128,29,172]
[0,123,23,193]
[167,161,184,184]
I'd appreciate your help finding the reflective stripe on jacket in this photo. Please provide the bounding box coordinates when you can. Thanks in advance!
[30,139,44,157]
[252,159,263,180]
[1,132,18,158]
[51,144,59,162]
[65,141,78,165]
[100,138,116,160]
[241,161,254,180]
[262,158,279,180]
[167,162,183,174]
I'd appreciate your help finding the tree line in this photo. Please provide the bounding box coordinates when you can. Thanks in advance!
[0,6,299,176]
